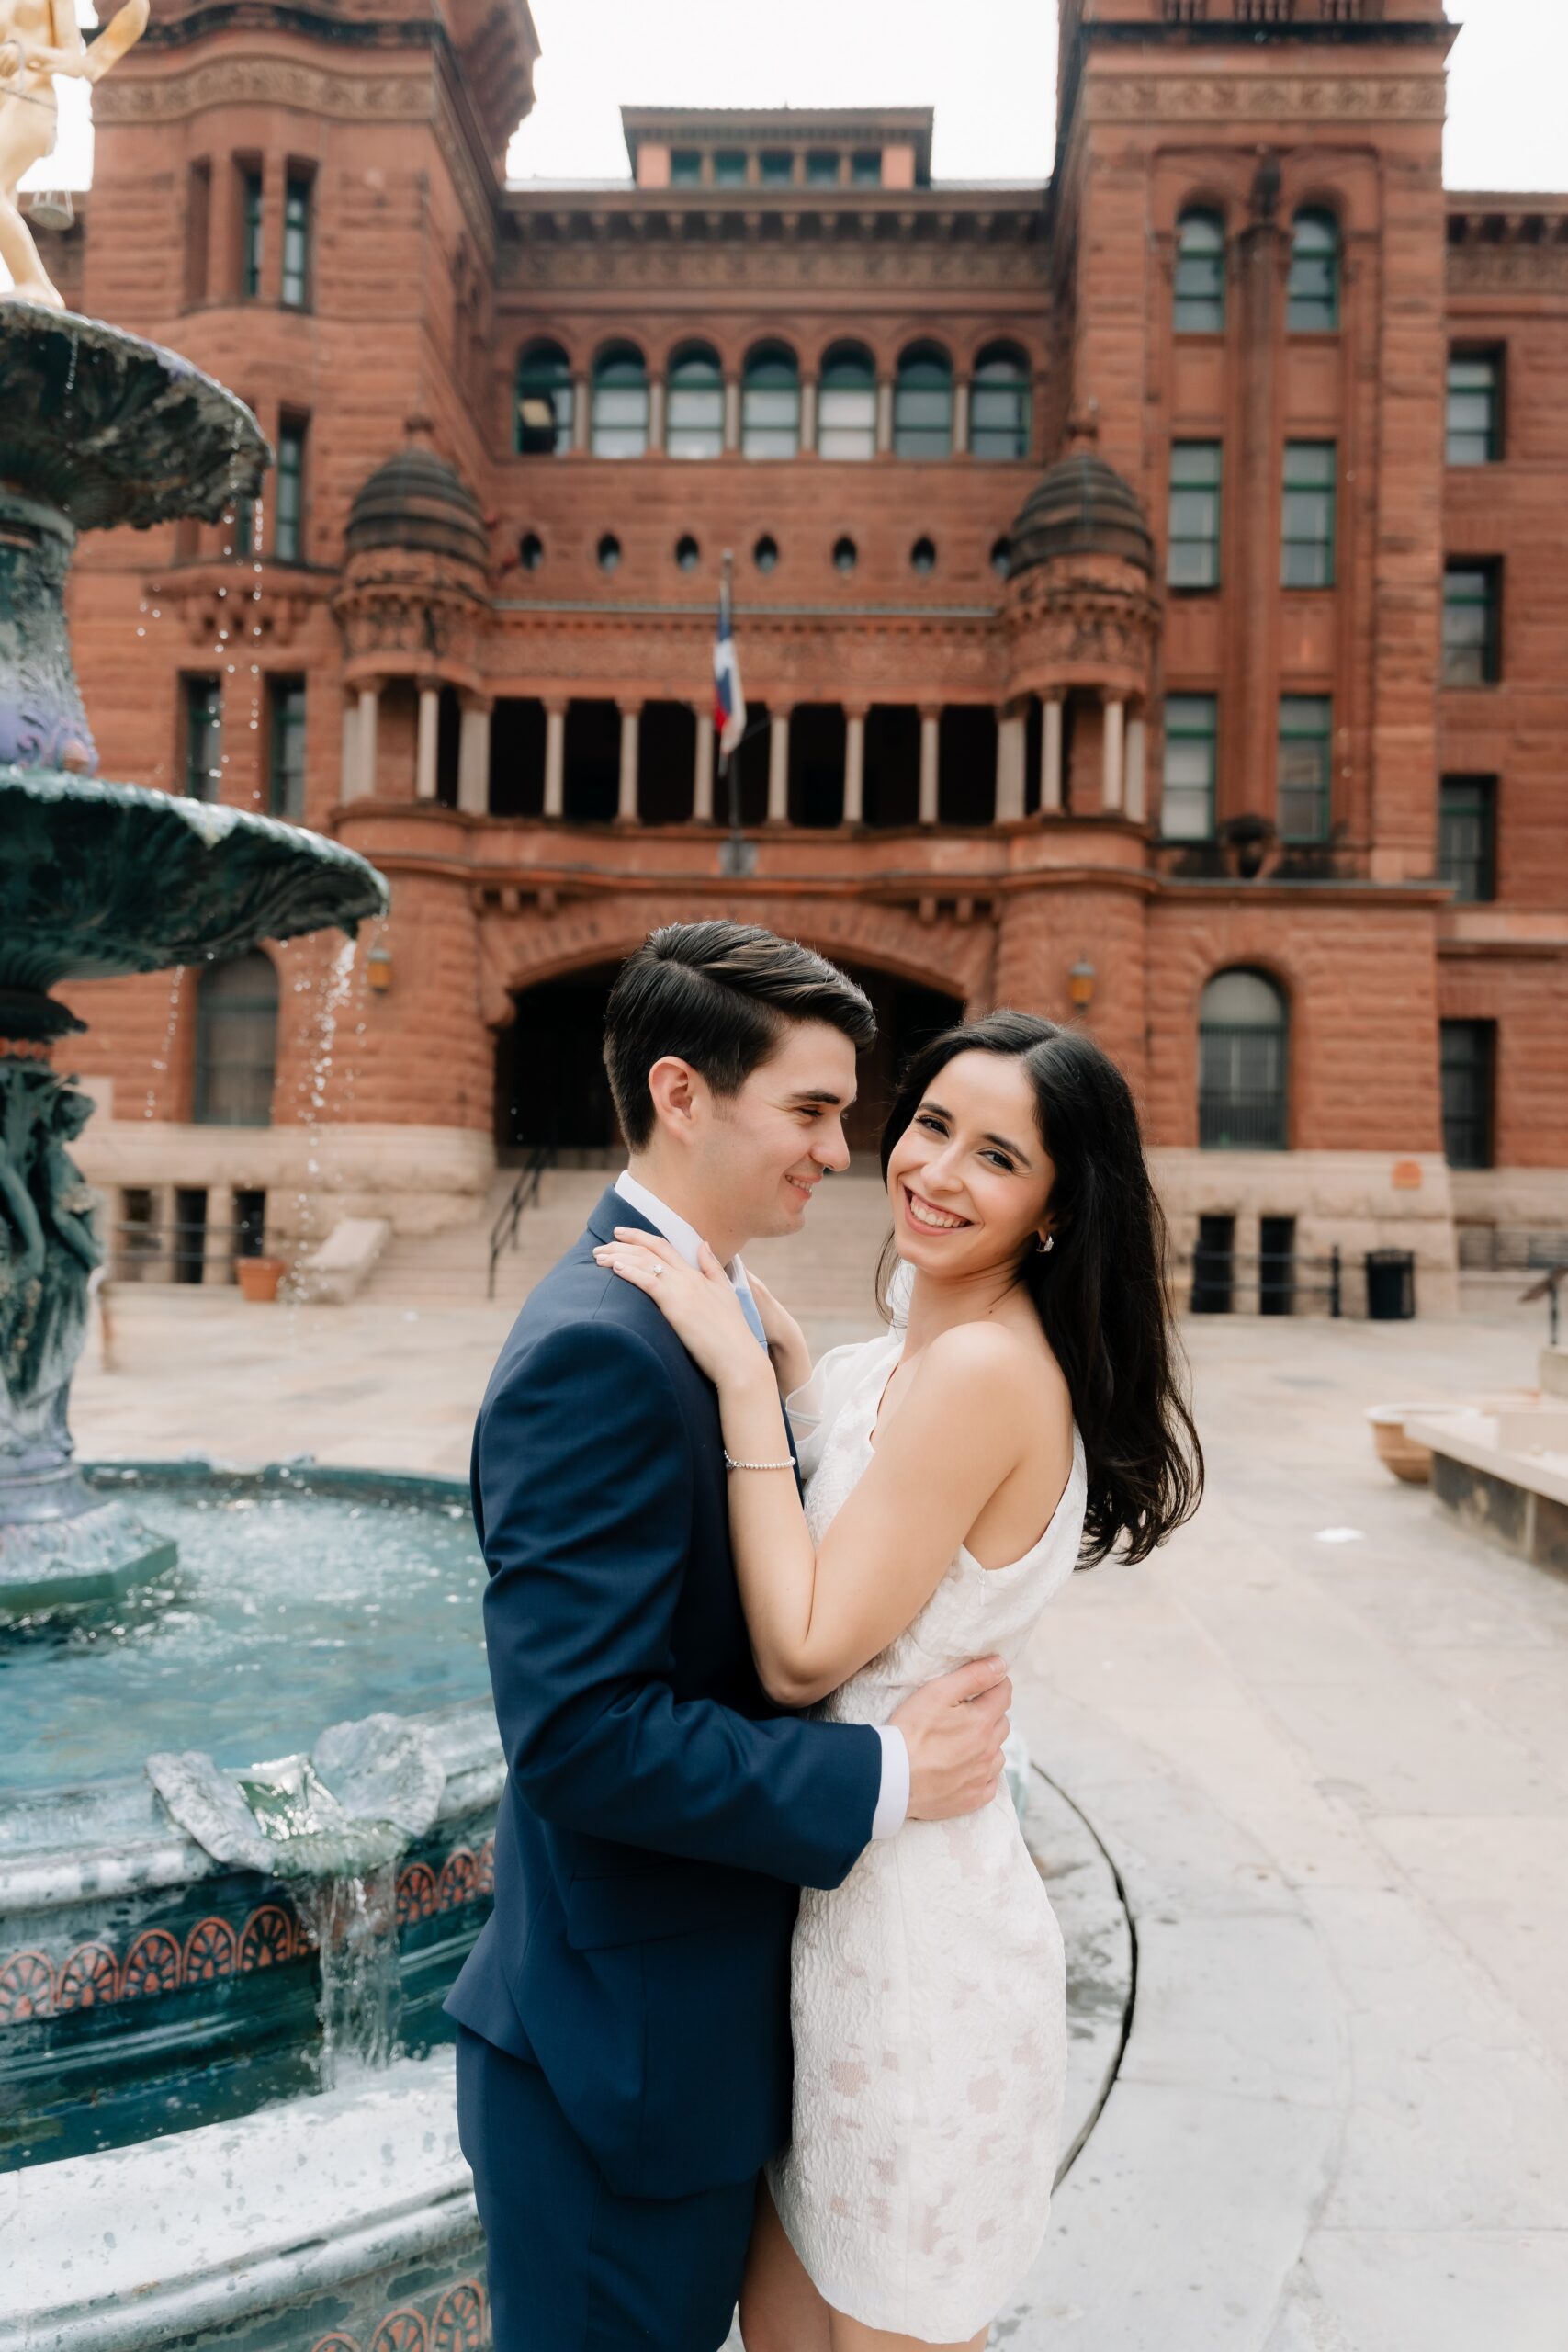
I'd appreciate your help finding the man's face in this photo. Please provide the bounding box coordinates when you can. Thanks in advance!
[701,1020,859,1244]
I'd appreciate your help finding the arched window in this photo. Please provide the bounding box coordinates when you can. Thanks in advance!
[1174,209,1225,334]
[591,343,649,458]
[514,340,573,456]
[742,343,801,459]
[1288,209,1340,333]
[667,343,724,459]
[818,342,876,460]
[1199,969,1287,1151]
[193,952,278,1128]
[894,344,953,458]
[969,343,1030,461]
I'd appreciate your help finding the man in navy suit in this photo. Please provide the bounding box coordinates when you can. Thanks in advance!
[446,921,1012,2350]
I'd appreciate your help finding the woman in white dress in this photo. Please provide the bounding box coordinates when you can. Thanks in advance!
[595,1011,1201,2351]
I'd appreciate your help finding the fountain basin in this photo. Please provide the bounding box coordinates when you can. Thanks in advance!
[0,1464,502,2171]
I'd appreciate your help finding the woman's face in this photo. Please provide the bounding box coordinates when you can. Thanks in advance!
[885,1049,1056,1281]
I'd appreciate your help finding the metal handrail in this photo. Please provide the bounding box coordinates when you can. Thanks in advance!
[1518,1262,1567,1349]
[488,1144,553,1299]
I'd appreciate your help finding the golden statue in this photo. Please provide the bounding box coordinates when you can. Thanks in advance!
[0,0,147,308]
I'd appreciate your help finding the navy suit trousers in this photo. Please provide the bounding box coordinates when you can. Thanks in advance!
[456,2025,755,2352]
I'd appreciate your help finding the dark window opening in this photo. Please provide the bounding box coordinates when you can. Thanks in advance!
[788,704,846,829]
[281,171,311,309]
[864,704,920,829]
[184,674,221,802]
[563,700,622,823]
[1199,969,1288,1151]
[1438,775,1496,903]
[1259,1215,1296,1317]
[489,697,547,819]
[515,341,573,457]
[639,701,697,825]
[1190,1213,1236,1315]
[173,1187,208,1286]
[1443,561,1502,687]
[938,706,998,826]
[728,700,772,827]
[233,1189,267,1260]
[1440,1019,1495,1170]
[519,530,544,571]
[267,677,306,820]
[194,951,278,1127]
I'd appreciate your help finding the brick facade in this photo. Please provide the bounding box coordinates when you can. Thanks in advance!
[51,0,1568,1295]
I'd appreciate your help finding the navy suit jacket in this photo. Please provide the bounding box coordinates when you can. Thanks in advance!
[445,1185,882,2199]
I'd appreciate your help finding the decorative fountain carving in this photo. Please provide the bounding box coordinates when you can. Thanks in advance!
[1,0,148,311]
[0,307,388,1617]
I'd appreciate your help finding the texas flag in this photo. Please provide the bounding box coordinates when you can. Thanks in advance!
[714,590,747,758]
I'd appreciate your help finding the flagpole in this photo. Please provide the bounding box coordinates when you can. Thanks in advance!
[716,546,752,877]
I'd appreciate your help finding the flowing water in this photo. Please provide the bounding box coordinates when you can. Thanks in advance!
[0,1472,487,1793]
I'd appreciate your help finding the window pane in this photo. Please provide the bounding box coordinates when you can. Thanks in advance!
[241,170,263,299]
[760,150,794,186]
[1281,443,1336,589]
[1174,211,1225,334]
[592,353,649,458]
[851,150,882,186]
[1162,695,1216,840]
[1442,566,1500,685]
[1278,695,1330,841]
[515,345,573,455]
[1438,775,1496,901]
[1168,444,1222,588]
[1440,1019,1494,1169]
[282,181,310,308]
[713,151,747,186]
[194,954,278,1128]
[1446,354,1501,464]
[671,151,702,185]
[894,355,953,457]
[275,424,305,561]
[806,151,840,184]
[185,677,221,802]
[268,680,306,820]
[1199,970,1287,1150]
[1287,211,1339,331]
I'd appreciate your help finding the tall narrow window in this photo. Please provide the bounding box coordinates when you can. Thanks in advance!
[194,953,278,1127]
[1200,970,1288,1151]
[1287,209,1340,333]
[1278,695,1332,842]
[275,417,306,561]
[894,344,953,458]
[240,165,263,300]
[183,676,221,802]
[267,677,306,819]
[1440,1019,1495,1170]
[1174,209,1225,334]
[1281,442,1337,588]
[514,340,574,455]
[1443,562,1502,686]
[281,172,311,309]
[1162,694,1217,840]
[818,342,876,460]
[1168,443,1222,588]
[667,344,724,459]
[742,343,800,459]
[184,160,211,308]
[1438,775,1496,902]
[969,344,1030,461]
[1447,352,1503,465]
[591,344,649,458]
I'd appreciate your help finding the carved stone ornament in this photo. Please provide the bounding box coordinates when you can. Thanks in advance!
[1084,74,1447,124]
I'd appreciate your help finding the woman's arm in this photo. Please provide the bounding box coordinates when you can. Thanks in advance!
[595,1230,1042,1707]
[742,1265,811,1399]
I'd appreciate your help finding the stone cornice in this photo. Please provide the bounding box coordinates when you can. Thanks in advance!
[1445,202,1568,296]
[1080,70,1447,124]
[94,48,433,128]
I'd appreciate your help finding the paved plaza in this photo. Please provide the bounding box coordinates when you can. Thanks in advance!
[72,1281,1568,2349]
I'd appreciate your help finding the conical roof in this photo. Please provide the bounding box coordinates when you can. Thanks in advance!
[345,428,488,569]
[1007,450,1154,579]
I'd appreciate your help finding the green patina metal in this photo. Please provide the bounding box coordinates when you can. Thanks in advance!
[0,310,389,1621]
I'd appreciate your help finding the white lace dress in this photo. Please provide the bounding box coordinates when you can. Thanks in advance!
[767,1323,1087,2344]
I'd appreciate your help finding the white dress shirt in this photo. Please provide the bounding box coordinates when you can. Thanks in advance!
[613,1169,910,1840]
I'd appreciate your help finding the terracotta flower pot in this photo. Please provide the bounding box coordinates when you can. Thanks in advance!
[236,1255,287,1304]
[1366,1405,1436,1486]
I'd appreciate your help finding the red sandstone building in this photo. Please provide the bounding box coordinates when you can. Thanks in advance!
[51,0,1568,1308]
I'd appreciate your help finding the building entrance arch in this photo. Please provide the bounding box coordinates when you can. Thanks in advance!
[492,954,964,1166]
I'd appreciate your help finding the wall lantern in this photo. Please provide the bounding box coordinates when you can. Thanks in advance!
[366,943,393,995]
[1068,958,1096,1014]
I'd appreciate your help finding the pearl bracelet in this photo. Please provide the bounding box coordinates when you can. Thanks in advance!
[724,1452,795,1473]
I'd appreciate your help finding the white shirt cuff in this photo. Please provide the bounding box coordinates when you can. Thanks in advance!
[871,1724,910,1840]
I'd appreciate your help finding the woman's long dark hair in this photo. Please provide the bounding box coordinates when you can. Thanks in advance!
[878,1011,1203,1566]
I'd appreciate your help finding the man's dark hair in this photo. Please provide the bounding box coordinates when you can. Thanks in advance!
[603,921,876,1151]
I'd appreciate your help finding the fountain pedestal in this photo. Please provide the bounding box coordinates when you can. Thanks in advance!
[0,311,389,1620]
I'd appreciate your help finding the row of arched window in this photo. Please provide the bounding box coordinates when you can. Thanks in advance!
[515,338,1032,461]
[1175,207,1341,334]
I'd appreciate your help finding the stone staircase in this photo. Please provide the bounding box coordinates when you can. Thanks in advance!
[365,1165,894,1333]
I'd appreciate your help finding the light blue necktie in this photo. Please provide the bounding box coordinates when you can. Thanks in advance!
[735,1280,770,1353]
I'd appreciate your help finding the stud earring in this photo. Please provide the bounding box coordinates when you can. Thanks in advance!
[1036,1232,1054,1254]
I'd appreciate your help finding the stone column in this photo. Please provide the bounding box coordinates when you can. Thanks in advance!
[919,707,941,825]
[339,698,360,803]
[843,708,866,826]
[203,1184,235,1287]
[1126,713,1147,825]
[617,704,641,822]
[694,708,715,822]
[457,695,491,816]
[1102,696,1125,815]
[356,683,380,799]
[996,707,1027,822]
[415,683,441,800]
[1042,695,1064,814]
[876,379,894,455]
[544,700,567,818]
[724,379,741,454]
[768,708,790,823]
[648,379,666,455]
[801,379,818,452]
[572,379,589,452]
[953,379,971,457]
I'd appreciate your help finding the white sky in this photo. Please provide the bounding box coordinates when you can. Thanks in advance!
[16,1,1568,217]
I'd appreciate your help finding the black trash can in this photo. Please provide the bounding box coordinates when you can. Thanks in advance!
[1365,1248,1416,1320]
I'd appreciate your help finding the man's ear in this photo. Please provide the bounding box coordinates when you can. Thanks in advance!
[646,1055,703,1137]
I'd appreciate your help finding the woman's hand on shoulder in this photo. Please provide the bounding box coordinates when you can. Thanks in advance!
[592,1228,768,1395]
[743,1266,811,1398]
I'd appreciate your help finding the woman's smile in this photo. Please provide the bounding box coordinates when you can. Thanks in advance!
[901,1183,973,1233]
